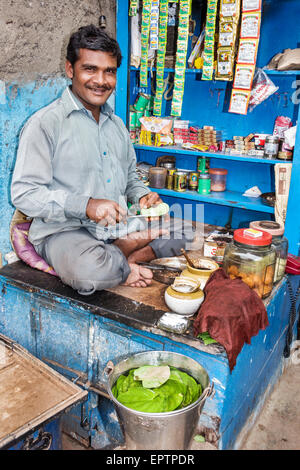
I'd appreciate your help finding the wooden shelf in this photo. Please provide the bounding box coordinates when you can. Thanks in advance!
[134,144,292,165]
[149,187,275,214]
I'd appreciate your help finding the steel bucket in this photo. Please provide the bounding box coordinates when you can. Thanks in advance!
[105,351,213,450]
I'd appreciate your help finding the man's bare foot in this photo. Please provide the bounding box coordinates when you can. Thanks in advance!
[114,227,169,258]
[128,245,156,265]
[122,263,153,288]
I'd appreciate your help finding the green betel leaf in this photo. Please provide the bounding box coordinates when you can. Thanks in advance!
[134,365,171,388]
[140,202,170,217]
[194,434,205,443]
[169,369,200,406]
[114,366,202,413]
[117,387,167,413]
[197,332,217,345]
[155,379,185,411]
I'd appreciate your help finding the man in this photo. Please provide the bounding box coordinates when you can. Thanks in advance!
[11,25,194,295]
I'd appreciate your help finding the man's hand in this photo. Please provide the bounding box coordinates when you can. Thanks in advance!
[139,192,162,209]
[139,192,170,222]
[86,198,127,226]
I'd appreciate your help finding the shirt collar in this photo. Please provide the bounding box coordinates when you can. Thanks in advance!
[61,86,114,119]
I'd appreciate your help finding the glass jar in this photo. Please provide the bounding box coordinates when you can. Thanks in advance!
[209,168,228,192]
[249,221,288,284]
[149,167,167,189]
[223,228,276,299]
[264,136,279,159]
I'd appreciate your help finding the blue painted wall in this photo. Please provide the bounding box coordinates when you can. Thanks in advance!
[0,77,68,260]
[0,78,116,263]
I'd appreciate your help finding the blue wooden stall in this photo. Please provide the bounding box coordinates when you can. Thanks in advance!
[116,0,300,255]
[0,0,299,451]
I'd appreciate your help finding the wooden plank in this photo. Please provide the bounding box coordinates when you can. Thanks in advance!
[0,335,87,448]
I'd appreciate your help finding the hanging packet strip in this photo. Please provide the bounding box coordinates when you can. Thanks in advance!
[237,38,259,64]
[140,0,152,88]
[202,0,218,81]
[129,0,139,17]
[171,0,190,117]
[149,0,160,51]
[229,0,262,114]
[233,64,255,89]
[153,0,169,116]
[240,11,261,38]
[220,0,241,20]
[215,0,241,81]
[242,0,262,12]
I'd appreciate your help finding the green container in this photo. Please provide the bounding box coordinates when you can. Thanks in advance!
[197,156,206,173]
[129,106,137,130]
[135,93,151,112]
[198,174,211,195]
[135,109,144,128]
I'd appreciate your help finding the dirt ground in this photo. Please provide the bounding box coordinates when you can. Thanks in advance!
[62,360,300,451]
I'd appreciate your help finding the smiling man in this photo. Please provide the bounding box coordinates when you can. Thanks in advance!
[11,25,194,295]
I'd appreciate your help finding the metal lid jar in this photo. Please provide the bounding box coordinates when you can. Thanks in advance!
[264,135,279,159]
[249,220,288,284]
[223,228,276,298]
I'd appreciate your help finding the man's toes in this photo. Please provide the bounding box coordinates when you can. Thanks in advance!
[139,267,153,279]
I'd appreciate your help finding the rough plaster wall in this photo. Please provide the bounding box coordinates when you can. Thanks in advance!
[0,0,116,82]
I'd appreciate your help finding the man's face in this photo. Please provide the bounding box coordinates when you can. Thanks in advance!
[65,48,117,111]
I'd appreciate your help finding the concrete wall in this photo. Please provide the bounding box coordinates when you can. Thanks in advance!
[0,0,116,265]
[0,0,116,82]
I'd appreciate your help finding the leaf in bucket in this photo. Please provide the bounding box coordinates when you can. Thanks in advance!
[156,379,185,411]
[117,387,167,413]
[134,365,170,388]
[169,368,200,407]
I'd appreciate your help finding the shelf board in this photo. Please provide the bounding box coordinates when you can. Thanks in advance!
[130,66,300,77]
[149,187,274,214]
[134,144,292,165]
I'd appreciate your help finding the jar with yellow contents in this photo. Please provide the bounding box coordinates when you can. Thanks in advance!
[223,228,276,299]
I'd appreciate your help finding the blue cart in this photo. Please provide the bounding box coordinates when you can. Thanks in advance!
[0,262,298,450]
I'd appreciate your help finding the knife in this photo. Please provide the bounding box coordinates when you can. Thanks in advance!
[138,262,182,272]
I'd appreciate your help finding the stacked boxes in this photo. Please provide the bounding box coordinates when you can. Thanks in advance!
[198,126,222,149]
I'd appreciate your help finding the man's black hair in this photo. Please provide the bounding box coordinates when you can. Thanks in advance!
[67,24,122,67]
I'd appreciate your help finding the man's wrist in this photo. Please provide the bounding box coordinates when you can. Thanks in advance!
[65,194,91,220]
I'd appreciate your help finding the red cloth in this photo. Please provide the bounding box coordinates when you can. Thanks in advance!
[193,268,269,371]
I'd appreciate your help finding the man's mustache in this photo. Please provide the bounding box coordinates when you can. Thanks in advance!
[86,85,111,92]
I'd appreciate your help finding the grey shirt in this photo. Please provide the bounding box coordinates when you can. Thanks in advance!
[11,86,150,246]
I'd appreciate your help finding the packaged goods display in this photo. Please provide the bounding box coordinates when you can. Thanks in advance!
[230,0,263,114]
[139,0,152,88]
[171,0,191,117]
[202,0,219,81]
[126,1,297,342]
[215,0,241,81]
[153,0,169,116]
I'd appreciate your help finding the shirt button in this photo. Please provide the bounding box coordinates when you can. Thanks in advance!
[107,179,111,183]
[103,151,107,156]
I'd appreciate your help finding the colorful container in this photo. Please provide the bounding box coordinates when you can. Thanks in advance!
[198,173,211,194]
